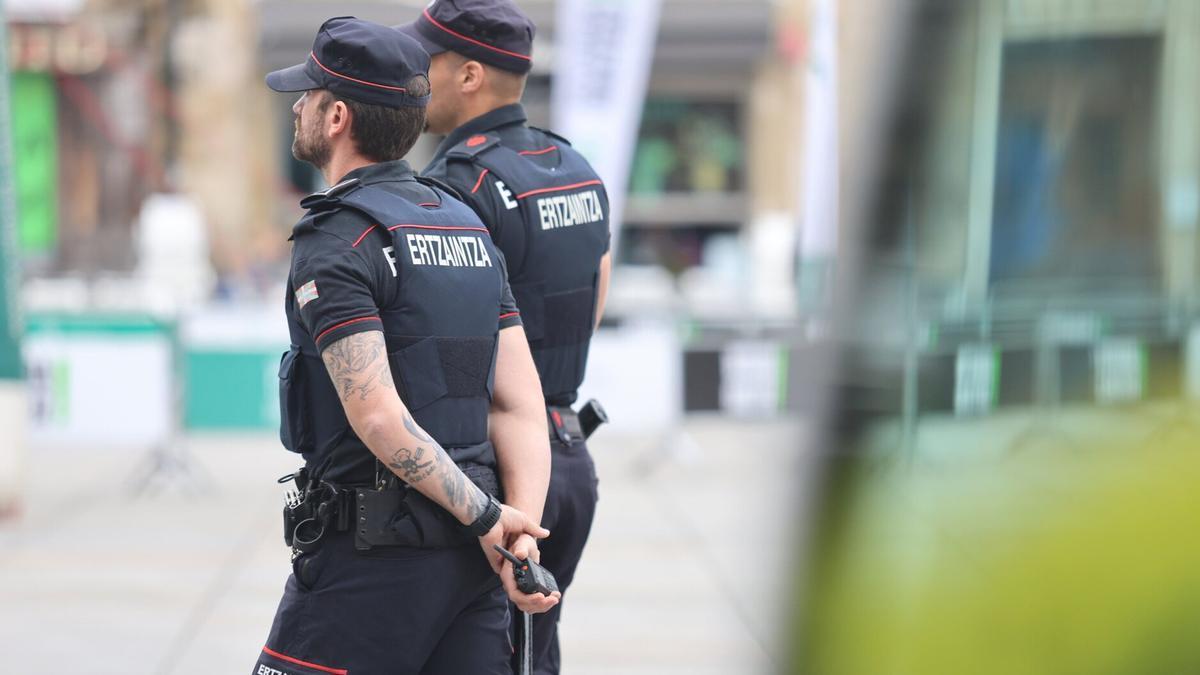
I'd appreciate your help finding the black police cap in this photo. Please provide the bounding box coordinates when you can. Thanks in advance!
[396,0,535,74]
[266,16,431,109]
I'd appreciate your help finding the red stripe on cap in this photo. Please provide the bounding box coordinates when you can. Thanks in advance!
[422,9,532,61]
[351,224,378,248]
[515,179,603,200]
[387,223,489,234]
[471,168,490,194]
[519,146,559,156]
[315,316,382,345]
[309,51,411,92]
[262,646,348,675]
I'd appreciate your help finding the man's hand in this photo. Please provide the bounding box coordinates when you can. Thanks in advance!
[501,557,561,614]
[479,503,548,573]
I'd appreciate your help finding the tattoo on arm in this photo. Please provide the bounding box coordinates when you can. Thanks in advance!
[387,446,437,482]
[321,331,395,401]
[390,413,487,522]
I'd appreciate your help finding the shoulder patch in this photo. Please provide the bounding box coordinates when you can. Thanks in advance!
[414,174,465,202]
[528,126,573,147]
[447,133,502,161]
[299,177,362,211]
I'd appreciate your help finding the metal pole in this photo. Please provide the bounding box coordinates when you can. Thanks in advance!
[519,611,533,675]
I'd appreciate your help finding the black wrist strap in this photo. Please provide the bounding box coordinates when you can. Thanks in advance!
[465,494,502,537]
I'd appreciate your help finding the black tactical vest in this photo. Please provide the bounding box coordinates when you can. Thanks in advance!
[279,179,504,481]
[446,132,609,404]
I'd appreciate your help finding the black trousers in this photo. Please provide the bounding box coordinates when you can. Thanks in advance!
[253,531,511,675]
[517,436,600,675]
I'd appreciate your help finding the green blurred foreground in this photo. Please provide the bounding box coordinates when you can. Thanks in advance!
[799,405,1200,674]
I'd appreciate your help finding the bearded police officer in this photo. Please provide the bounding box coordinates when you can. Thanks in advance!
[254,17,560,675]
[398,3,611,673]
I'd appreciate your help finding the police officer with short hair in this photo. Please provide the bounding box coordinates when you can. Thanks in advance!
[254,17,560,675]
[398,3,612,673]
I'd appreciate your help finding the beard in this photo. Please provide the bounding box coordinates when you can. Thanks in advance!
[291,119,330,169]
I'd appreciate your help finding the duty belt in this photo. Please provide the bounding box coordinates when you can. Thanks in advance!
[280,462,501,554]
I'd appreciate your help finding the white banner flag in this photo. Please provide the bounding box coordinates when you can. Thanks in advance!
[552,0,661,255]
[797,0,838,309]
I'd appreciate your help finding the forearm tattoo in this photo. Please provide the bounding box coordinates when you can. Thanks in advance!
[321,331,395,401]
[388,413,488,522]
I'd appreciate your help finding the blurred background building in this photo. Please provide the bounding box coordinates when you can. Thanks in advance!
[5,0,813,446]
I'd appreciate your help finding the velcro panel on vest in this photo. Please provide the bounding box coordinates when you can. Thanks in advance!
[438,337,495,395]
[541,286,595,348]
[390,336,496,447]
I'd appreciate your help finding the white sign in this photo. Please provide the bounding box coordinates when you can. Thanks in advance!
[25,333,172,448]
[1094,338,1143,404]
[720,340,782,418]
[955,344,997,416]
[577,320,680,434]
[552,0,661,254]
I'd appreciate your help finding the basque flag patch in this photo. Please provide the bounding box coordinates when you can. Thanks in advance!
[295,280,319,308]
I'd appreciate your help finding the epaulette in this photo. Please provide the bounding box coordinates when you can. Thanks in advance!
[529,126,573,147]
[299,177,362,211]
[446,133,502,161]
[414,174,466,202]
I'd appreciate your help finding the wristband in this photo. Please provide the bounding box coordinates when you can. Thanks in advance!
[465,494,502,537]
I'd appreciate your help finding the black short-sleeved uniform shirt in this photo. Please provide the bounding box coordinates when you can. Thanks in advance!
[423,104,611,276]
[285,159,520,482]
[288,160,521,352]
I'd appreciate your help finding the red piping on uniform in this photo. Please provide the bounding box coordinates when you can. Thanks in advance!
[499,311,520,320]
[471,169,490,194]
[315,316,382,344]
[351,224,379,248]
[515,180,603,200]
[310,51,411,92]
[519,146,558,156]
[418,202,439,207]
[261,646,348,675]
[423,9,532,61]
[387,224,489,234]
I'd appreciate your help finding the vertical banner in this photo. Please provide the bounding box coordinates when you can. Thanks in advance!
[0,4,22,380]
[552,0,661,255]
[10,72,56,255]
[796,0,838,310]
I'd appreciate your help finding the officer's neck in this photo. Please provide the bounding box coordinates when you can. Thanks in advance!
[450,95,520,132]
[321,147,375,188]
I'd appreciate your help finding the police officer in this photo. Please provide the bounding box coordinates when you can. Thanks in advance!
[398,3,611,673]
[255,17,559,675]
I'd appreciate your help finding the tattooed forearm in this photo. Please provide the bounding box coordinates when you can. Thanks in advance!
[387,415,487,522]
[321,332,395,401]
[439,458,487,521]
[387,446,436,482]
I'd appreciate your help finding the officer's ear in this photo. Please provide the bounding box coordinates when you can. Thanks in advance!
[459,59,486,95]
[326,98,352,139]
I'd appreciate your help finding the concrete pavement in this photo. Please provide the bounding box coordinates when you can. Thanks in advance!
[0,416,802,674]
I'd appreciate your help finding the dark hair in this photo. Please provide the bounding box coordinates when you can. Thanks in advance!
[322,75,430,162]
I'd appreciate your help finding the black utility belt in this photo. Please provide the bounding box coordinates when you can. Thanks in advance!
[282,464,501,553]
[547,398,608,445]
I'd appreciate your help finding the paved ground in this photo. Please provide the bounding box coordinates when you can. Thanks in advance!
[0,416,803,674]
